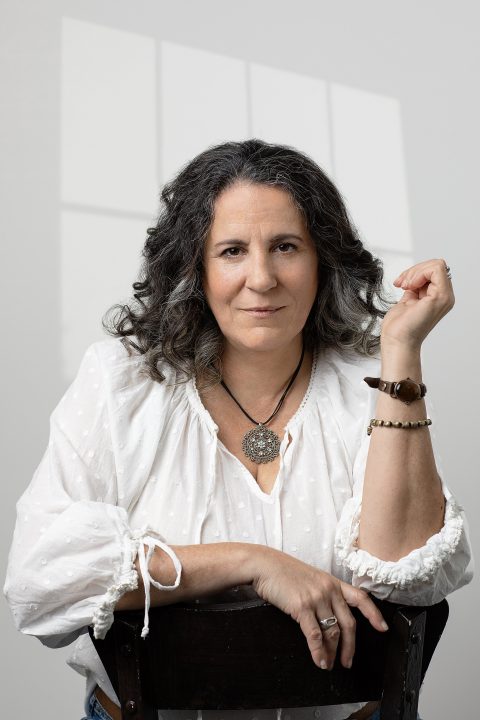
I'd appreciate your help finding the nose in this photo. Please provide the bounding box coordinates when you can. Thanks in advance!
[244,249,278,293]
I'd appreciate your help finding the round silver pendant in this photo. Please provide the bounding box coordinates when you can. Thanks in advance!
[242,423,281,464]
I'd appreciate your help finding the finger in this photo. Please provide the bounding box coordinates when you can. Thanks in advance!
[397,270,426,290]
[340,582,389,633]
[316,605,341,670]
[393,257,440,282]
[393,271,407,285]
[393,262,425,285]
[394,259,450,292]
[297,610,328,669]
[331,593,357,669]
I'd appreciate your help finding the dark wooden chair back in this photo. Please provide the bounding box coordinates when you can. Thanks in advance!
[89,585,449,720]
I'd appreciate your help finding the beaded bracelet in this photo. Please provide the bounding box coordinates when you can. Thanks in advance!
[367,418,432,436]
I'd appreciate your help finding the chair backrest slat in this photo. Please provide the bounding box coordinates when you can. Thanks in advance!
[89,589,449,720]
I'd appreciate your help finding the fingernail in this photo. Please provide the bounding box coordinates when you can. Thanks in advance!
[346,659,352,668]
[320,659,328,669]
[381,621,389,630]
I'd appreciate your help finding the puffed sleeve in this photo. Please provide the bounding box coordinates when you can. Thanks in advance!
[3,341,182,648]
[334,380,474,606]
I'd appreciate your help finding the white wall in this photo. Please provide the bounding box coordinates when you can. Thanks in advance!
[1,0,478,716]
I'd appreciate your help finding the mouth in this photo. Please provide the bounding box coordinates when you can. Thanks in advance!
[242,307,284,316]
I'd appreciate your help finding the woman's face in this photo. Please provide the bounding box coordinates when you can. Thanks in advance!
[202,182,319,354]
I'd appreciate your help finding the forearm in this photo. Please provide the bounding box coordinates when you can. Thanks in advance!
[115,541,268,611]
[357,344,445,561]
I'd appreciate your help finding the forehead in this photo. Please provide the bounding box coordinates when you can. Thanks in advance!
[208,182,305,237]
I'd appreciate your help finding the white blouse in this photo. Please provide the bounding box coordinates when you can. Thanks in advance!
[3,337,474,720]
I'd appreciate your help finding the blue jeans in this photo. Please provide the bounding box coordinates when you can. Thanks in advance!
[370,708,422,720]
[80,690,114,720]
[80,691,423,719]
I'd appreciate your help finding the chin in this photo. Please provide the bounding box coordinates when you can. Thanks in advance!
[225,331,298,353]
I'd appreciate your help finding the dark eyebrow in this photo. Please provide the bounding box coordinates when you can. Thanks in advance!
[214,233,304,248]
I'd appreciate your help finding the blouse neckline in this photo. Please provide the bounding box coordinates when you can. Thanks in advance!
[186,346,321,440]
[185,347,321,502]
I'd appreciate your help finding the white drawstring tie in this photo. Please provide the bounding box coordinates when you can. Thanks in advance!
[133,531,183,639]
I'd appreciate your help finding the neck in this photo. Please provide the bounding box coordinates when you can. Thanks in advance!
[219,336,309,409]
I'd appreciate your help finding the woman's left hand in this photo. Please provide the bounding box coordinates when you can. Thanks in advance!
[381,258,455,350]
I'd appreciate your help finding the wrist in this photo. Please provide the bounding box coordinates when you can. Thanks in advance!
[380,335,422,357]
[243,542,277,586]
[380,345,422,382]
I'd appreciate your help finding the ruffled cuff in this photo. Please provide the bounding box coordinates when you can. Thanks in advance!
[91,526,183,640]
[91,531,139,639]
[334,490,465,589]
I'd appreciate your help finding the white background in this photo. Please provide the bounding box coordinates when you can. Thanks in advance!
[1,0,478,716]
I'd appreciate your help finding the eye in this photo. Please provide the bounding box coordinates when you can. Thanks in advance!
[276,242,297,253]
[220,246,243,258]
[219,242,297,258]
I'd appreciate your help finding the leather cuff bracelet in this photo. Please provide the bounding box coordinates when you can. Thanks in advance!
[363,376,427,405]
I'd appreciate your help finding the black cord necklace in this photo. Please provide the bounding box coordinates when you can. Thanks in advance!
[220,343,305,464]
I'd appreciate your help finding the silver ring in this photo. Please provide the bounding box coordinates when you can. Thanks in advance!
[444,262,452,280]
[319,615,338,630]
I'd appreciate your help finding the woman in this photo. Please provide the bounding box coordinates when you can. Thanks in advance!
[4,139,473,720]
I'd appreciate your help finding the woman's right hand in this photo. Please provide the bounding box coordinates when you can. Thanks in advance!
[251,546,389,671]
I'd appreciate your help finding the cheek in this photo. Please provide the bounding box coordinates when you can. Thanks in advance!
[304,255,319,292]
[204,267,241,307]
[286,261,318,304]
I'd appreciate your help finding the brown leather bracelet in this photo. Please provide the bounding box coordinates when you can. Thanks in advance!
[363,376,427,405]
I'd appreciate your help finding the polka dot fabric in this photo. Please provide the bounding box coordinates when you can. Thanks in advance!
[3,338,473,719]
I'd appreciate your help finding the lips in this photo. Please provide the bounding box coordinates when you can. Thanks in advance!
[242,307,284,316]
